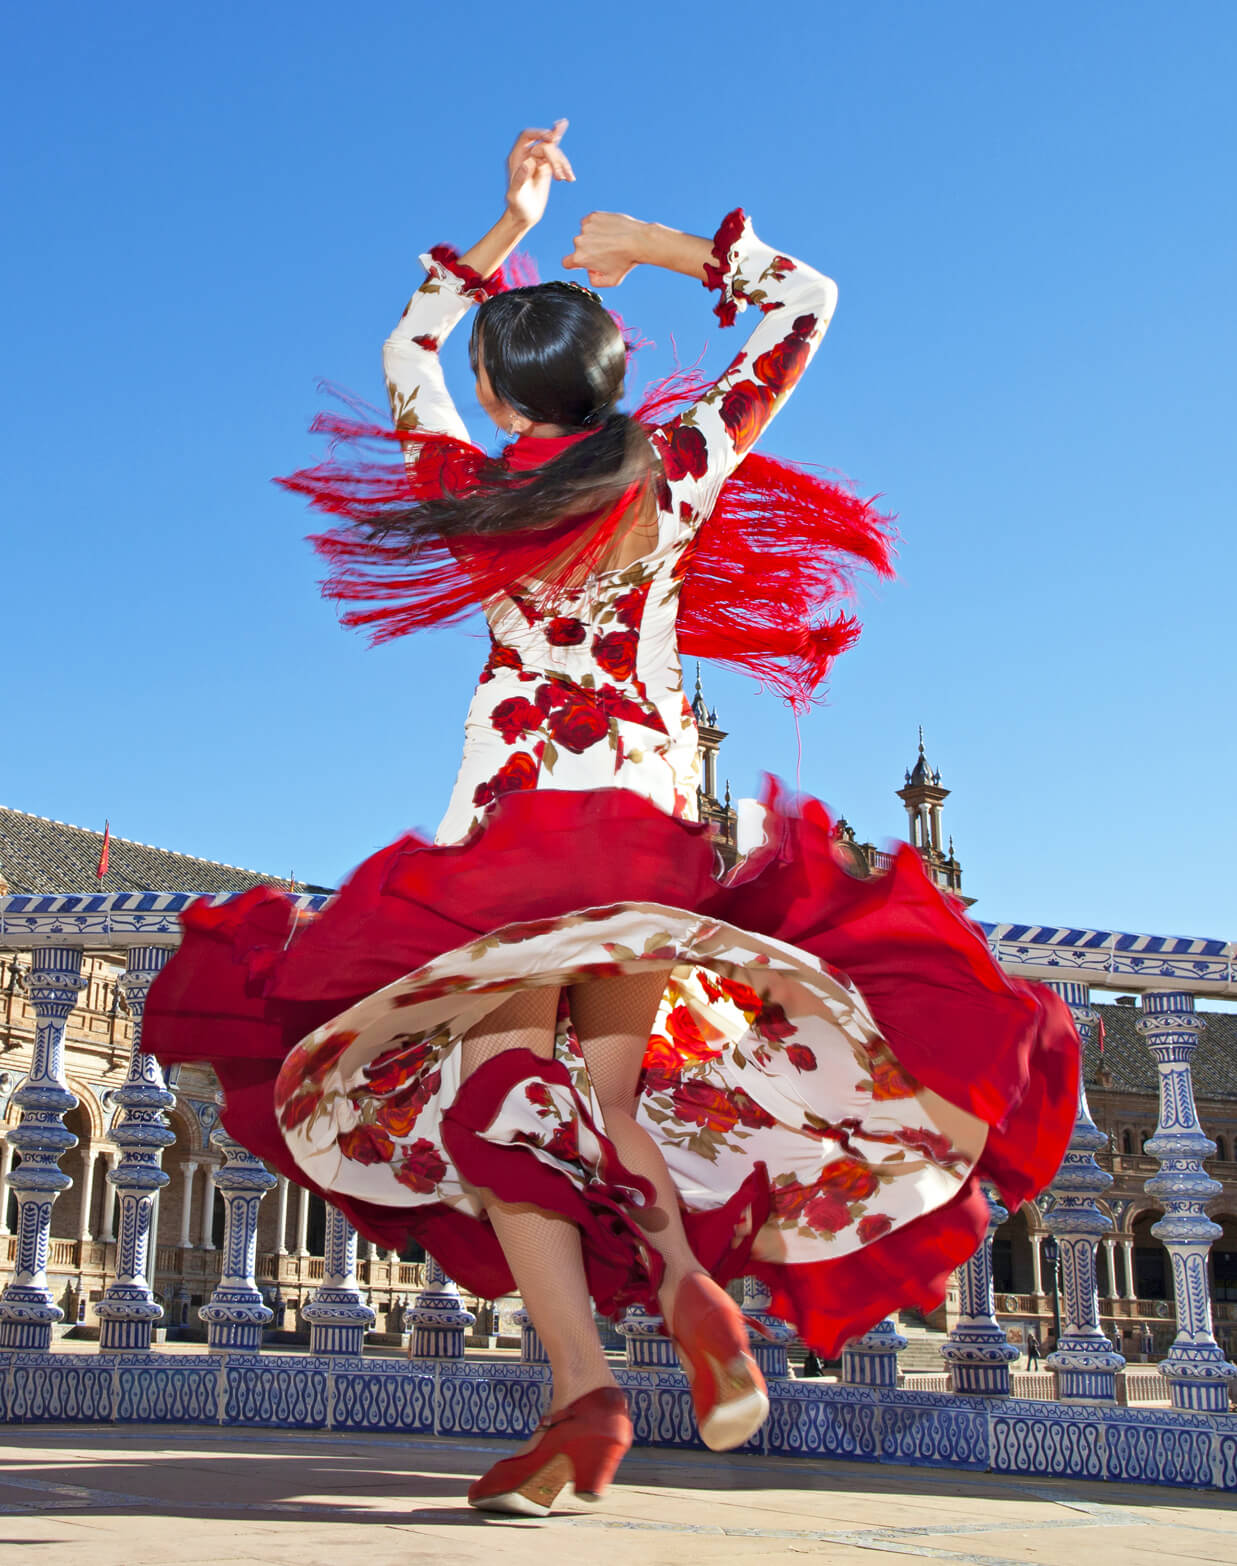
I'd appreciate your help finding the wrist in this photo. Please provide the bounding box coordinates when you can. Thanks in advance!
[498,207,536,241]
[632,219,668,267]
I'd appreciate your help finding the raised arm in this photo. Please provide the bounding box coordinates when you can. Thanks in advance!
[383,122,576,440]
[565,209,837,522]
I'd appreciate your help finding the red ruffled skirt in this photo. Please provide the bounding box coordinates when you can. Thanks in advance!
[144,783,1078,1357]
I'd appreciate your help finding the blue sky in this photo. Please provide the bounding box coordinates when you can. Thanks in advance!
[3,2,1233,942]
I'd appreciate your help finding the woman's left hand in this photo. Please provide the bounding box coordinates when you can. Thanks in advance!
[505,120,575,229]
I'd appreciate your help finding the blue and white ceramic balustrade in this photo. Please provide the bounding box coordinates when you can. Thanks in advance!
[302,1205,376,1356]
[95,946,176,1352]
[741,1275,795,1379]
[841,1315,907,1388]
[0,946,85,1350]
[513,1304,549,1364]
[1137,990,1237,1412]
[617,1300,679,1369]
[199,1096,276,1353]
[938,1185,1018,1395]
[1040,980,1125,1401]
[405,1256,474,1357]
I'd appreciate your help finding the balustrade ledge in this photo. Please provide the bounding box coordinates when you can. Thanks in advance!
[0,1352,1230,1488]
[3,902,1234,997]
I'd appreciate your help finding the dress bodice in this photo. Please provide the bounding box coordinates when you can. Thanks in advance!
[380,210,839,844]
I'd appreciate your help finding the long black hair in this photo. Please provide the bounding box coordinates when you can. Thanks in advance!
[364,282,655,548]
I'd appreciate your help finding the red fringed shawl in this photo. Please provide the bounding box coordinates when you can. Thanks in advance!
[280,378,896,712]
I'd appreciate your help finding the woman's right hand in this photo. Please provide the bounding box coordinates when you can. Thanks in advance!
[563,212,649,288]
[505,121,575,231]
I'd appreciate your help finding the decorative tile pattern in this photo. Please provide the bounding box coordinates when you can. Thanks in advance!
[878,1389,989,1469]
[330,1363,436,1431]
[765,1383,879,1462]
[1104,1407,1216,1488]
[116,1354,221,1423]
[7,1353,114,1421]
[224,1356,330,1427]
[990,1402,1107,1479]
[435,1360,549,1439]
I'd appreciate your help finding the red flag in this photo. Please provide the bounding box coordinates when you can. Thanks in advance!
[95,821,110,880]
[1096,1013,1105,1057]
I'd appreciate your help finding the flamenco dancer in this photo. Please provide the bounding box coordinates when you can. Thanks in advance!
[146,121,1079,1515]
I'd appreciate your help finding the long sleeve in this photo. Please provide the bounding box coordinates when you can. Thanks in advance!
[650,211,838,529]
[382,246,504,442]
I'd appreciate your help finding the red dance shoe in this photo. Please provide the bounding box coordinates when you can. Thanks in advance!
[467,1385,633,1517]
[671,1273,769,1451]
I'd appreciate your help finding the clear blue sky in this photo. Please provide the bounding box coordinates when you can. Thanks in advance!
[3,1,1233,941]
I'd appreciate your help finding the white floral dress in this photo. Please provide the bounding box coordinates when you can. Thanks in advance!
[379,218,836,843]
[146,212,1079,1354]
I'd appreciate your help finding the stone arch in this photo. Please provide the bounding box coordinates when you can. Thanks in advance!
[65,1077,106,1141]
[1120,1199,1160,1235]
[1131,1207,1171,1301]
[50,1100,97,1242]
[992,1204,1035,1294]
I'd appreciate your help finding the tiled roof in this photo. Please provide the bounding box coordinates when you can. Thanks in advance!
[0,807,333,897]
[1086,1002,1237,1103]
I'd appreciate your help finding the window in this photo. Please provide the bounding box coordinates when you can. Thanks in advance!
[1121,1130,1133,1155]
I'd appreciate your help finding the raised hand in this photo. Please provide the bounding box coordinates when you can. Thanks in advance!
[506,120,575,230]
[562,211,648,288]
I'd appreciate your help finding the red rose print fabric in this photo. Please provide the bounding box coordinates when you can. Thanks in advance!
[143,215,1079,1359]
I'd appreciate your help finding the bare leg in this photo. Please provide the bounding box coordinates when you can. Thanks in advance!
[460,987,616,1413]
[570,970,707,1329]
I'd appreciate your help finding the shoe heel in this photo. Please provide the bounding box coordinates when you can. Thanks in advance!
[570,1431,630,1501]
[696,1351,769,1451]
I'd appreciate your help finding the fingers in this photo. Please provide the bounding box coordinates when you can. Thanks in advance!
[531,140,574,182]
[509,120,574,180]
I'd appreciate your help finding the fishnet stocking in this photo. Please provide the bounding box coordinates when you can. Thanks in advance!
[460,986,615,1412]
[570,970,707,1327]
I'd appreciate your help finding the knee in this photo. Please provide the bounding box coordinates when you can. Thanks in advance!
[594,1096,639,1136]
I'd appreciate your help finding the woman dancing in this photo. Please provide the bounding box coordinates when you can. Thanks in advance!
[146,121,1078,1517]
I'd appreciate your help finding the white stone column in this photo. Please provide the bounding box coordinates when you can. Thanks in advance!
[296,1185,311,1256]
[1103,1237,1118,1299]
[179,1161,198,1248]
[1030,1232,1043,1296]
[147,1190,162,1288]
[0,1139,15,1235]
[98,1151,119,1243]
[199,1161,217,1250]
[275,1175,289,1256]
[1122,1238,1137,1300]
[75,1147,97,1241]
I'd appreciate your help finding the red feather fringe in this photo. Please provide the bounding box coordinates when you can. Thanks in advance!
[280,375,895,711]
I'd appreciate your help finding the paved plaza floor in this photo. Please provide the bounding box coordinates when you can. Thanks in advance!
[0,1425,1232,1565]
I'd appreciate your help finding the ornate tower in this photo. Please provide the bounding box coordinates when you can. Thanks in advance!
[896,729,963,895]
[692,666,736,860]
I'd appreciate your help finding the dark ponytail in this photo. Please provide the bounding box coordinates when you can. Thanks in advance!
[360,282,655,550]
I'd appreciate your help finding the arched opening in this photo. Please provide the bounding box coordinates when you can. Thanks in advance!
[1121,1129,1133,1155]
[308,1192,326,1255]
[1210,1216,1237,1302]
[1211,1215,1237,1363]
[50,1104,93,1241]
[211,1187,226,1249]
[992,1206,1035,1295]
[1132,1210,1170,1300]
[1215,1135,1229,1163]
[160,1112,197,1254]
